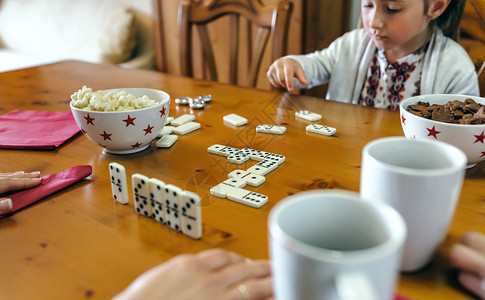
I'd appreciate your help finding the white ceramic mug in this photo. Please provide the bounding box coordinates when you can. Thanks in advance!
[269,190,406,300]
[360,137,467,272]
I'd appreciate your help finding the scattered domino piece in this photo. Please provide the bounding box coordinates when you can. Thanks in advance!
[295,110,322,121]
[132,173,152,217]
[226,188,268,208]
[164,184,183,231]
[227,151,251,164]
[156,134,178,148]
[165,116,174,125]
[157,125,175,137]
[263,153,285,165]
[210,178,246,198]
[228,169,265,187]
[256,125,286,135]
[109,162,129,204]
[306,124,337,136]
[172,121,201,135]
[223,113,248,126]
[180,191,202,239]
[171,114,196,126]
[247,160,278,176]
[149,178,166,223]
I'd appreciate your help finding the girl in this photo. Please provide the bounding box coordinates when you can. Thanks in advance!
[267,0,479,111]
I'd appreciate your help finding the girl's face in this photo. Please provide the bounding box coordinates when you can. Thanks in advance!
[361,0,433,61]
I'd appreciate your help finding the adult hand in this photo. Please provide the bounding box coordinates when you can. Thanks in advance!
[0,171,42,214]
[449,231,485,298]
[267,58,308,92]
[114,248,273,300]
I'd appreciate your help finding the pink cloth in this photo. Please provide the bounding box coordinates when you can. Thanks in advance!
[0,110,80,149]
[0,165,92,218]
[394,295,413,300]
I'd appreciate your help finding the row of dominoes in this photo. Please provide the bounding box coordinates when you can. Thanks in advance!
[155,114,201,148]
[223,111,336,136]
[109,162,202,239]
[207,144,287,208]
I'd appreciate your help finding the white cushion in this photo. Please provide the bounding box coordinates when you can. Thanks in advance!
[0,0,137,64]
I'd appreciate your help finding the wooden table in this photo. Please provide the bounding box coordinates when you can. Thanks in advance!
[0,61,484,299]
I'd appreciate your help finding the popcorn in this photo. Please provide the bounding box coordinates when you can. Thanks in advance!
[70,86,158,111]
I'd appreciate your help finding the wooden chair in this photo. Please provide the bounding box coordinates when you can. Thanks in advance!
[459,0,485,96]
[177,0,293,88]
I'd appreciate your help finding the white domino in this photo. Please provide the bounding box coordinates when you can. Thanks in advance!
[172,121,201,135]
[263,153,285,165]
[226,188,268,208]
[223,113,247,126]
[132,173,152,217]
[165,116,174,125]
[156,134,178,148]
[180,191,202,239]
[249,150,271,161]
[109,162,129,204]
[157,125,175,137]
[227,151,250,164]
[256,125,286,135]
[295,110,322,121]
[149,178,166,223]
[171,114,195,126]
[207,144,240,157]
[228,169,265,187]
[306,124,337,136]
[247,160,278,175]
[210,178,246,198]
[164,184,183,231]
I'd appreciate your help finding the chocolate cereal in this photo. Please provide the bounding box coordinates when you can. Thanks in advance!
[407,99,485,124]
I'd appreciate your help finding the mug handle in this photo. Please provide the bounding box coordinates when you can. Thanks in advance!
[335,271,377,300]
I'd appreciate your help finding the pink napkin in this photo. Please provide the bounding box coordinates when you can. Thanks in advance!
[394,295,413,300]
[0,165,92,219]
[0,110,81,149]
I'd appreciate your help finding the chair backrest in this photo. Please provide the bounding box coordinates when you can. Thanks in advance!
[459,0,485,95]
[178,0,293,87]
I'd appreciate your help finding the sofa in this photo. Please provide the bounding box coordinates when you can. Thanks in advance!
[0,0,154,72]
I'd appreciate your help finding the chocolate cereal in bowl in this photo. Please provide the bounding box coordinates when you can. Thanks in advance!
[70,86,170,154]
[399,94,485,168]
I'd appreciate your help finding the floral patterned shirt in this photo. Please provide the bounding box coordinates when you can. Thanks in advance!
[360,45,427,111]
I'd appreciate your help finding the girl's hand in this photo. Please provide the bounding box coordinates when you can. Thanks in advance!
[450,231,485,298]
[267,58,308,92]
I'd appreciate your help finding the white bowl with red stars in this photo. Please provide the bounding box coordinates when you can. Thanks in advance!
[399,94,485,168]
[70,88,170,155]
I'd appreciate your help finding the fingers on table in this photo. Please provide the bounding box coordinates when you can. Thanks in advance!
[5,177,42,190]
[450,243,485,275]
[461,231,485,253]
[229,274,273,300]
[197,248,246,271]
[0,198,12,214]
[457,271,485,299]
[0,171,40,178]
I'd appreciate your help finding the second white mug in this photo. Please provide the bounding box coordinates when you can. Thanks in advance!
[360,137,467,272]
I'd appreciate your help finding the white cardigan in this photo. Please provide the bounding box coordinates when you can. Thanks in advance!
[286,28,479,103]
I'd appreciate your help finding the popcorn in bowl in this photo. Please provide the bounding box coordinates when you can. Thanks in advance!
[71,85,159,111]
[70,87,171,155]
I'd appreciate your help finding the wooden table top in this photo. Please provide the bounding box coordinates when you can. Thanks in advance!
[0,61,484,299]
